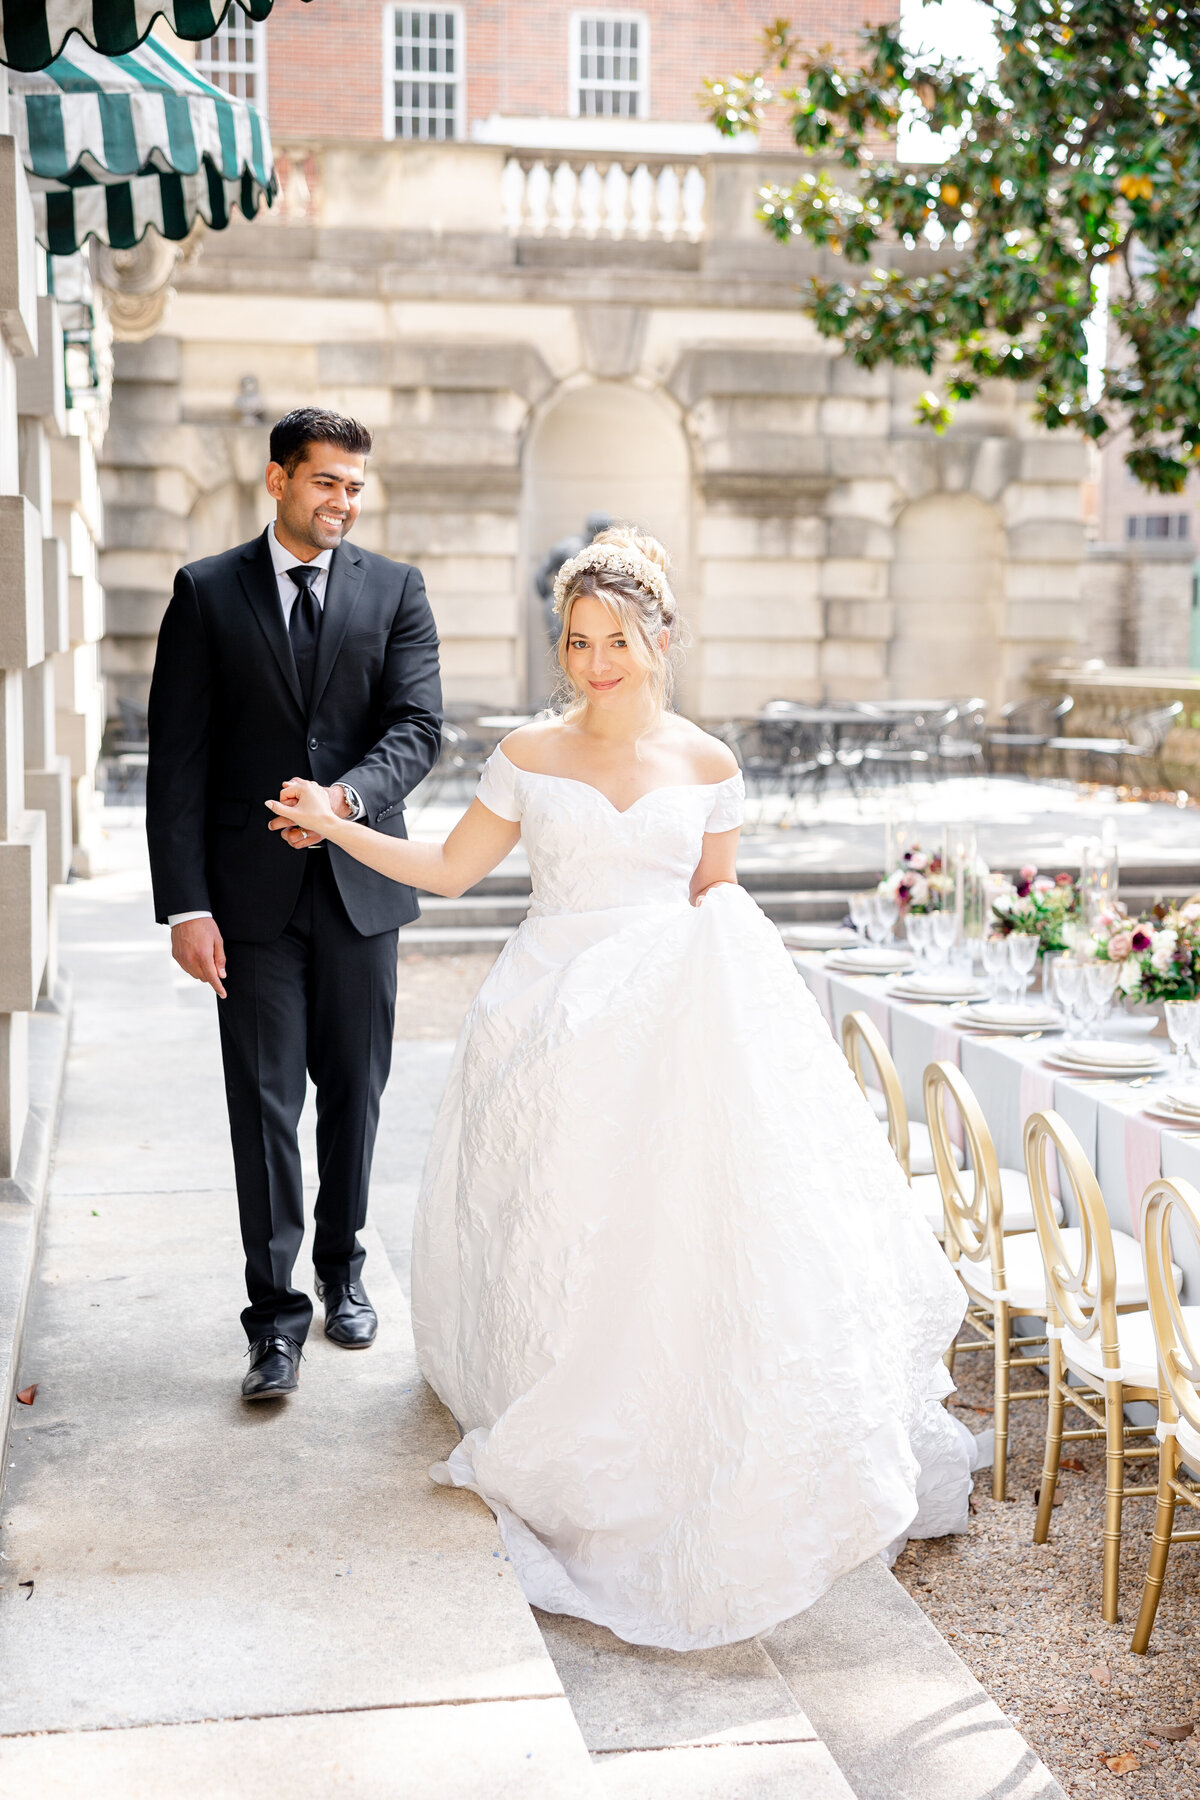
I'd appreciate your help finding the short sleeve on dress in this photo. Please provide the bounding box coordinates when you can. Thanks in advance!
[705,772,745,833]
[476,746,523,822]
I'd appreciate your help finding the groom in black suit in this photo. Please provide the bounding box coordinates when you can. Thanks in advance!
[147,409,442,1399]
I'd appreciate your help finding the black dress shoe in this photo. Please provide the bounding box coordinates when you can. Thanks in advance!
[315,1277,377,1348]
[242,1335,302,1399]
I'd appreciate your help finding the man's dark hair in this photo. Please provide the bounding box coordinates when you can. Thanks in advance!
[268,408,372,476]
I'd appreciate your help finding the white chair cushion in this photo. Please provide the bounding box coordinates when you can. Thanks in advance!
[908,1119,965,1176]
[962,1227,1182,1319]
[865,1085,889,1121]
[1063,1305,1199,1392]
[908,1172,946,1235]
[910,1165,1062,1237]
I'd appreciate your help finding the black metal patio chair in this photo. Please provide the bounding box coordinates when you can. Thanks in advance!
[984,695,1074,777]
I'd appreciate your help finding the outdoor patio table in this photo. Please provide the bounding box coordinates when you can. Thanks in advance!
[473,714,536,731]
[789,949,1200,1299]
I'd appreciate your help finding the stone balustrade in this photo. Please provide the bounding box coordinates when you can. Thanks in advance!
[499,153,707,242]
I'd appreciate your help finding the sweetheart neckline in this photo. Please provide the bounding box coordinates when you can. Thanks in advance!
[495,744,739,817]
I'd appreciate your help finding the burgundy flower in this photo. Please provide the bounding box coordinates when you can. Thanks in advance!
[1015,880,1031,898]
[1131,926,1154,952]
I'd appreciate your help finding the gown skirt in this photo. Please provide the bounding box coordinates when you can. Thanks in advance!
[411,752,971,1652]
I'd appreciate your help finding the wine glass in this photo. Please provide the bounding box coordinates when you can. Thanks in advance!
[1083,960,1120,1038]
[1164,999,1200,1082]
[980,934,1008,999]
[868,893,898,947]
[930,910,957,969]
[848,892,873,944]
[906,910,932,971]
[1007,933,1040,1007]
[1050,957,1085,1034]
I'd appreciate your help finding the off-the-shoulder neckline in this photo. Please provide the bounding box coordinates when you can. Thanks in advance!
[493,744,743,818]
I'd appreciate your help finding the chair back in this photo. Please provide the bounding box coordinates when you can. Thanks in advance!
[1024,1109,1121,1370]
[1139,1178,1200,1439]
[923,1060,1006,1277]
[1126,701,1183,753]
[842,1010,909,1178]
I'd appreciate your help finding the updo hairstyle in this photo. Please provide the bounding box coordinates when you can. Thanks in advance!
[551,525,685,717]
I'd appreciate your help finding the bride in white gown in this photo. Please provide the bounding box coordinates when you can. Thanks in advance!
[268,526,974,1652]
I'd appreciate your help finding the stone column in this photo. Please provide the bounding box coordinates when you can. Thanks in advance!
[0,129,50,1176]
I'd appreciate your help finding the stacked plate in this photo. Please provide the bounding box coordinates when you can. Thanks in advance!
[1044,1038,1166,1078]
[781,924,860,951]
[824,946,914,976]
[955,1000,1063,1034]
[889,971,988,1004]
[1144,1085,1200,1127]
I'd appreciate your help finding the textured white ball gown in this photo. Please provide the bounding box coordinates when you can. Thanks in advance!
[411,746,972,1651]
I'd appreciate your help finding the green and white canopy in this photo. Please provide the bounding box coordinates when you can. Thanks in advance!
[0,1,289,74]
[9,35,275,252]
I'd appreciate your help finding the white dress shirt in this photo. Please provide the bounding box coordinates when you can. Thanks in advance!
[167,525,364,928]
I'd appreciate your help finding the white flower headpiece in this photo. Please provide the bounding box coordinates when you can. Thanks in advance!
[553,542,675,619]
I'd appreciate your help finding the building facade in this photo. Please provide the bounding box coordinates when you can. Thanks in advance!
[100,0,1092,721]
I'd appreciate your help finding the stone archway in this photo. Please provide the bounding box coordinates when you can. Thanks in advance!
[889,492,1005,707]
[521,382,691,705]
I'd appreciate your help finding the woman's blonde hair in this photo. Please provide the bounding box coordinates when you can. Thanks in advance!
[551,525,684,717]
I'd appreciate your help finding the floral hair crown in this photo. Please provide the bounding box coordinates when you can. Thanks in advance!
[553,542,674,619]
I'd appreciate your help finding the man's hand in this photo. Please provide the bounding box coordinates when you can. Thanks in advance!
[171,916,228,999]
[269,782,353,848]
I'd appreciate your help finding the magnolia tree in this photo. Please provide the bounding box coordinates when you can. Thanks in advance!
[704,4,1200,491]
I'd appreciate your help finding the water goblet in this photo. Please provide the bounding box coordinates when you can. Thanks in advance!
[1049,956,1085,1034]
[1164,998,1200,1082]
[1007,933,1040,1007]
[1082,960,1120,1038]
[980,934,1008,999]
[870,893,899,947]
[906,910,932,971]
[848,892,874,944]
[930,910,957,969]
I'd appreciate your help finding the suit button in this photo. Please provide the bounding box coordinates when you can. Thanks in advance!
[308,737,319,750]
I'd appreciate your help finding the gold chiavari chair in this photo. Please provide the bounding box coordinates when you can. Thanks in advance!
[841,1011,962,1235]
[924,1060,1067,1502]
[1025,1109,1179,1623]
[1131,1178,1200,1654]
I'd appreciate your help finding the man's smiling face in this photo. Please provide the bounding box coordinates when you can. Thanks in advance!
[266,444,366,560]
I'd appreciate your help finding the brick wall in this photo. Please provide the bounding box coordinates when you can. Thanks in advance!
[265,0,890,143]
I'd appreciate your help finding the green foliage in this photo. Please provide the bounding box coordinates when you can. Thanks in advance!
[701,5,1200,490]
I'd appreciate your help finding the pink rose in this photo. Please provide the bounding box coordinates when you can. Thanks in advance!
[1106,931,1133,960]
[1020,864,1037,881]
[1055,872,1073,887]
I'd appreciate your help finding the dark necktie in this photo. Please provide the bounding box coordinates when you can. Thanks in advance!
[287,565,322,708]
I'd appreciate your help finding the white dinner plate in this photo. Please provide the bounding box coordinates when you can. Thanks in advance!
[957,1003,1061,1029]
[889,982,986,1005]
[781,924,859,950]
[1057,1038,1161,1068]
[826,949,913,975]
[1043,1053,1166,1079]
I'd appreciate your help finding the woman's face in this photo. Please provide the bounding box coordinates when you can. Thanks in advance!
[563,594,652,709]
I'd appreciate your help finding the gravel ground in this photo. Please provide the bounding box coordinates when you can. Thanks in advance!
[394,949,498,1039]
[894,1347,1200,1797]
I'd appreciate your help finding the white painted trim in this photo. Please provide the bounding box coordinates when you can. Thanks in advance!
[568,9,650,121]
[381,4,466,143]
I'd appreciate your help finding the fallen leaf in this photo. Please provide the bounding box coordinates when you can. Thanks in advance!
[1141,1738,1161,1749]
[1090,1664,1112,1687]
[18,1581,33,1600]
[1147,1721,1194,1741]
[1104,1753,1140,1775]
[15,1385,37,1406]
[1048,1704,1072,1717]
[1060,1457,1086,1472]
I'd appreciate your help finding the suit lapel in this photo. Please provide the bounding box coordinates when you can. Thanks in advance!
[238,532,305,717]
[310,543,365,717]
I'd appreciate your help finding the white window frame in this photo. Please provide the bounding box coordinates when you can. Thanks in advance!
[194,16,268,110]
[382,6,466,142]
[569,11,650,120]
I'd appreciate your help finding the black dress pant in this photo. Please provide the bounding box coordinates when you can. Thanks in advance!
[217,851,398,1344]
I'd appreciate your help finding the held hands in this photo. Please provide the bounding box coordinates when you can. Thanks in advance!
[266,780,349,849]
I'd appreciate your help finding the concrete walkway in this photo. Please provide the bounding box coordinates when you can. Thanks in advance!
[0,810,1066,1799]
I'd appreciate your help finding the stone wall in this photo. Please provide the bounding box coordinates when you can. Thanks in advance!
[98,140,1090,724]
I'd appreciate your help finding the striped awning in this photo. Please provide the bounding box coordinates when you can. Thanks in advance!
[9,35,275,252]
[0,1,295,73]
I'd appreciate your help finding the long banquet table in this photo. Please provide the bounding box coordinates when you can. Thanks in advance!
[790,950,1200,1300]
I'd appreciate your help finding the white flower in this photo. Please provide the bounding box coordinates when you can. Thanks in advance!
[1118,958,1143,994]
[1152,928,1178,974]
[908,873,930,908]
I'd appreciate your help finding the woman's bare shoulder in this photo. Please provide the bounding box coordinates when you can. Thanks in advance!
[499,720,568,774]
[665,717,740,783]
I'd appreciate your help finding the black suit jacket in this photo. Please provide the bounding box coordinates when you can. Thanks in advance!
[146,530,443,941]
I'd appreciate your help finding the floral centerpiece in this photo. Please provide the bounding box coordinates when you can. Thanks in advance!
[1091,901,1200,1001]
[878,843,953,914]
[991,864,1079,955]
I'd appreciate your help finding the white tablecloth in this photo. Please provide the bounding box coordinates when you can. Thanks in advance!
[792,952,1200,1300]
